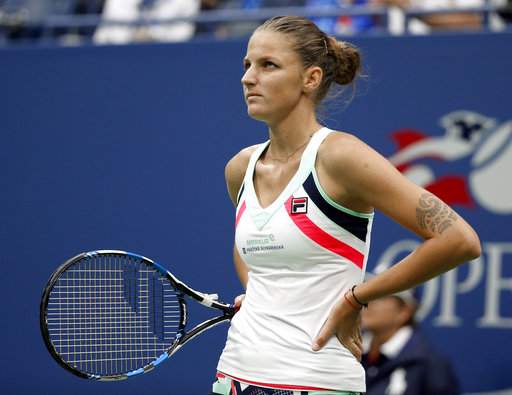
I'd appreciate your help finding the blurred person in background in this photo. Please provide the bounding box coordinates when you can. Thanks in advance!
[498,0,512,22]
[406,0,485,32]
[225,0,378,36]
[0,0,97,44]
[334,0,489,34]
[0,0,51,41]
[94,0,200,44]
[195,0,222,36]
[361,279,460,395]
[374,0,507,34]
[307,0,380,35]
[211,0,306,38]
[69,0,105,41]
[246,0,505,35]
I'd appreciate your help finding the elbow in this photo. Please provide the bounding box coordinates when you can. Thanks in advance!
[468,239,482,261]
[459,229,482,262]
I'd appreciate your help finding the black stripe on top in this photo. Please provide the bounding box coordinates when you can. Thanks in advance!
[236,182,245,205]
[302,172,369,242]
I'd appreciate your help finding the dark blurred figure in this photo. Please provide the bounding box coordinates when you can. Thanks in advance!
[51,0,105,44]
[0,0,51,42]
[498,0,512,23]
[361,286,460,395]
[0,0,105,45]
[71,0,105,40]
[210,0,306,38]
[195,0,222,37]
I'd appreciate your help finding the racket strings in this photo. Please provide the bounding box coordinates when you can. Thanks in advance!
[46,254,182,376]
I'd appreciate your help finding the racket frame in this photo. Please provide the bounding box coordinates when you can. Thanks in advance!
[40,250,235,381]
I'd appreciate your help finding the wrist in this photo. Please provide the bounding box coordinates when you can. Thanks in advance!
[350,285,368,308]
[343,291,362,311]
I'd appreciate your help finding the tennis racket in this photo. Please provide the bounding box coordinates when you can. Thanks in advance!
[40,250,235,381]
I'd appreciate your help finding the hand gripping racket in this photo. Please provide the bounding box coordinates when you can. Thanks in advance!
[40,250,235,381]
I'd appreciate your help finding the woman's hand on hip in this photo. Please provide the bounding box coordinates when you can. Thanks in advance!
[312,296,363,360]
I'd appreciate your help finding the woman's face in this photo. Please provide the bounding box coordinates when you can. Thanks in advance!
[361,297,412,334]
[241,30,306,124]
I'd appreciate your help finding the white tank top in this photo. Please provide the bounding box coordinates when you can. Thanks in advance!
[217,127,373,392]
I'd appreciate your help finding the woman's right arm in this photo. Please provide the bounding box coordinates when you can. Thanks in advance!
[233,246,248,289]
[225,146,257,289]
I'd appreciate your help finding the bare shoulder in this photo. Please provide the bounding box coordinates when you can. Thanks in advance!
[225,145,259,205]
[317,131,480,251]
[318,131,381,172]
[317,130,400,203]
[225,144,259,183]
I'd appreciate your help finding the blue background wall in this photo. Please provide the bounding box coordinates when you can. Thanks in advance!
[1,32,511,394]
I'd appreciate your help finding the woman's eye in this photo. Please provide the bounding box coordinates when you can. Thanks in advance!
[264,61,277,68]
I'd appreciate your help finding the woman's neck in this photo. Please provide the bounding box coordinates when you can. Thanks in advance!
[266,110,322,158]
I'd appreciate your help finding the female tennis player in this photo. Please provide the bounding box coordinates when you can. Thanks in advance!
[211,16,480,395]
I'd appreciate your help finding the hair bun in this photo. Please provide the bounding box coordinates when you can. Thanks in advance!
[327,37,361,85]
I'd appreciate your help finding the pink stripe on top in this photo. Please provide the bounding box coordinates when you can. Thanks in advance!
[285,197,364,269]
[235,201,246,228]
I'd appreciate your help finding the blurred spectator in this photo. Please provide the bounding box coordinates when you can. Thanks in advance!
[0,0,52,41]
[1,0,508,45]
[195,0,244,38]
[0,0,106,44]
[375,0,507,34]
[306,0,380,35]
[70,0,105,39]
[201,0,223,9]
[498,0,512,22]
[94,0,200,44]
[334,0,499,35]
[361,285,460,395]
[306,0,340,35]
[408,0,485,32]
[51,0,105,44]
[242,0,305,7]
[212,0,306,38]
[195,0,221,35]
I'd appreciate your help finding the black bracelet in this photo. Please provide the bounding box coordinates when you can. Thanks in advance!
[351,285,368,308]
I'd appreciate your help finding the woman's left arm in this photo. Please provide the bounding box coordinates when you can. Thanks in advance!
[312,133,481,356]
[322,134,481,302]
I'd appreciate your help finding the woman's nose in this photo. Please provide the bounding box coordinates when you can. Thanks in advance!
[241,67,256,86]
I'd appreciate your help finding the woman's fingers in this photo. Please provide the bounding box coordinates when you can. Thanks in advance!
[233,294,245,312]
[337,334,363,361]
[312,317,336,351]
[312,297,363,358]
[351,339,363,361]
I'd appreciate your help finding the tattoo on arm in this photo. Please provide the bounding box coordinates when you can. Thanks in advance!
[416,193,457,234]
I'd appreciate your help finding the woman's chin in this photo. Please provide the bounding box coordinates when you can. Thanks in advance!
[247,108,269,122]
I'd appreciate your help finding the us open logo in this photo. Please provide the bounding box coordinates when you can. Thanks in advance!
[291,197,308,214]
[388,110,512,214]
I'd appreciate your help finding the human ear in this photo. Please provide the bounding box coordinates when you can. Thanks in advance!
[397,304,415,327]
[303,66,323,93]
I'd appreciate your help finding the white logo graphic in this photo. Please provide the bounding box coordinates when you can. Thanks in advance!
[388,110,512,214]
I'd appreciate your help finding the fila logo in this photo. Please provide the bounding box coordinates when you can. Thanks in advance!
[291,197,308,214]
